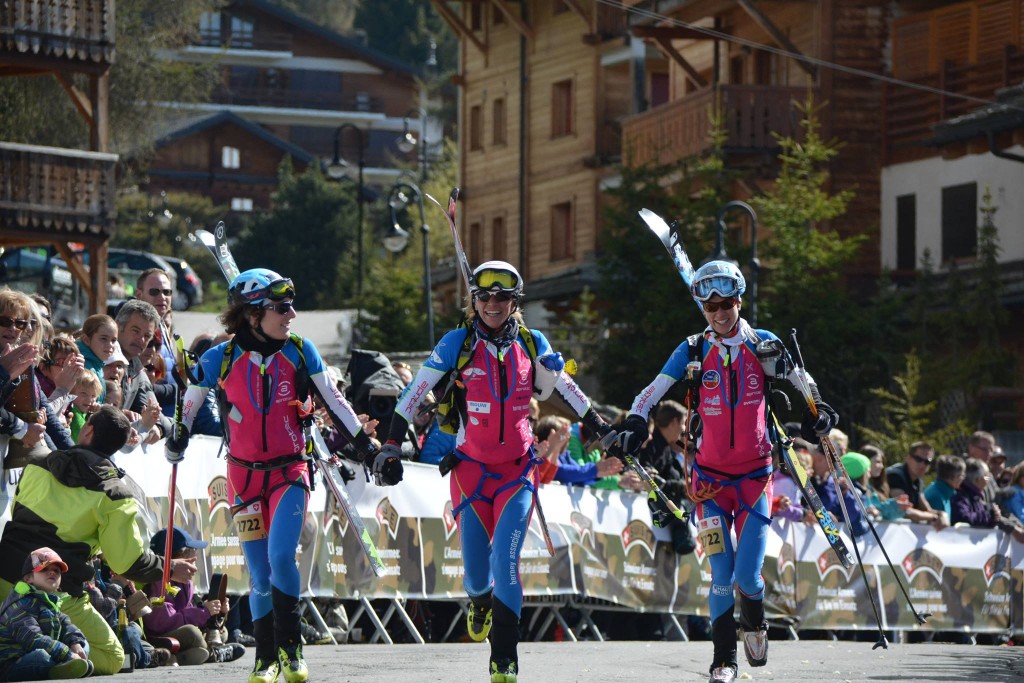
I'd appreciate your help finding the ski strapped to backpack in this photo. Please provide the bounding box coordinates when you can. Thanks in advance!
[434,321,539,436]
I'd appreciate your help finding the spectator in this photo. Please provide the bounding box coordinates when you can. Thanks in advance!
[144,354,166,385]
[183,333,222,438]
[566,420,636,491]
[114,300,172,440]
[828,428,849,456]
[35,336,84,417]
[74,314,118,402]
[0,290,73,467]
[101,342,128,386]
[107,274,127,300]
[544,415,624,487]
[0,547,93,680]
[886,442,947,530]
[103,380,121,409]
[135,267,177,390]
[1003,462,1024,524]
[414,392,456,466]
[533,415,572,484]
[68,372,103,442]
[810,447,868,537]
[142,529,244,665]
[966,430,997,463]
[989,447,1010,489]
[0,405,196,674]
[636,400,695,555]
[951,458,1024,542]
[921,455,966,519]
[391,361,413,386]
[858,446,912,521]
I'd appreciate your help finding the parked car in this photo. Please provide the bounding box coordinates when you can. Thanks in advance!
[106,248,181,301]
[161,255,204,311]
[0,246,88,331]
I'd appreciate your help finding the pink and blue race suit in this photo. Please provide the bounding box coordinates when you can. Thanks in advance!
[176,336,368,646]
[393,322,594,628]
[629,318,781,667]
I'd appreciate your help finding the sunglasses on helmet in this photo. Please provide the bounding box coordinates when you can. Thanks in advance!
[474,268,519,292]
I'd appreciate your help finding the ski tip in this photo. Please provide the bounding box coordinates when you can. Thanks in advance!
[448,187,460,203]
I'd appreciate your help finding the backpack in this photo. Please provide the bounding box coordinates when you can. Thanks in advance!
[434,322,539,436]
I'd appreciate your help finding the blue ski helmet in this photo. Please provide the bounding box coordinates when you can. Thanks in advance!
[228,268,295,306]
[472,260,524,298]
[691,260,745,301]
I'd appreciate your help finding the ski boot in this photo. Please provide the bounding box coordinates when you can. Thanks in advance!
[708,662,737,683]
[489,657,518,683]
[277,645,307,683]
[742,623,769,667]
[467,603,493,642]
[248,657,281,683]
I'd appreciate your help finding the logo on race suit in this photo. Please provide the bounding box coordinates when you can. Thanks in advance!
[207,475,229,516]
[746,364,760,391]
[702,370,721,390]
[277,380,293,401]
[468,401,491,414]
[621,519,657,560]
[570,511,594,549]
[462,367,487,380]
[983,554,1011,586]
[816,549,853,582]
[430,350,443,365]
[901,547,944,584]
[376,497,401,540]
[442,500,458,540]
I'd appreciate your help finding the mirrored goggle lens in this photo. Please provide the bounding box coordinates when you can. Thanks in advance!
[269,279,295,299]
[475,269,518,291]
[693,275,739,301]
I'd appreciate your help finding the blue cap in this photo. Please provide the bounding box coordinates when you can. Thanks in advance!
[149,528,208,555]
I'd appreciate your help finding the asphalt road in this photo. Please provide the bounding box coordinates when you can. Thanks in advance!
[108,641,1024,682]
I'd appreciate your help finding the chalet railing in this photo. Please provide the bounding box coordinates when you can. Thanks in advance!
[0,142,118,235]
[196,29,293,52]
[883,46,1024,163]
[621,85,811,167]
[211,85,381,112]
[0,0,115,64]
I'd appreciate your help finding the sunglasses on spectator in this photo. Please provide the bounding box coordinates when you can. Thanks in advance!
[703,298,737,313]
[0,316,30,330]
[264,300,295,315]
[475,291,515,303]
[910,454,933,466]
[148,288,173,297]
[147,339,162,350]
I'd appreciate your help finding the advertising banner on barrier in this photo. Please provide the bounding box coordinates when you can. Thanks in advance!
[1,435,1021,633]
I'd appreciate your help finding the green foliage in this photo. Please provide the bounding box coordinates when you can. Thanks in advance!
[358,259,434,352]
[547,288,602,375]
[857,352,970,464]
[0,0,220,159]
[232,161,359,309]
[269,0,356,33]
[353,0,458,85]
[595,150,733,407]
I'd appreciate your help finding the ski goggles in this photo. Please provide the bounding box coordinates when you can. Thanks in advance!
[242,278,295,303]
[692,274,741,302]
[474,268,520,292]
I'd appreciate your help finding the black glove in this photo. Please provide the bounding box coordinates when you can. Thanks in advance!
[337,461,356,483]
[647,494,672,529]
[365,442,404,486]
[165,424,190,464]
[800,402,838,441]
[616,414,648,458]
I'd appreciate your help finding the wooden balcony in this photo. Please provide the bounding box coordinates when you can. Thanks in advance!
[883,47,1024,164]
[197,29,293,52]
[211,84,382,112]
[0,0,115,68]
[0,142,118,237]
[621,85,811,167]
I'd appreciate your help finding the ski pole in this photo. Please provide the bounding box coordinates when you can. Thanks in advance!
[586,429,687,524]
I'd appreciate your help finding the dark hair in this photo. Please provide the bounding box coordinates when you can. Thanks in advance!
[85,405,131,455]
[43,336,78,366]
[935,454,966,482]
[136,267,172,293]
[653,400,685,429]
[219,300,263,336]
[861,444,890,498]
[534,415,568,442]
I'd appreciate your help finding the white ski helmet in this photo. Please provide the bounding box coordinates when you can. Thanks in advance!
[471,261,524,298]
[691,260,745,301]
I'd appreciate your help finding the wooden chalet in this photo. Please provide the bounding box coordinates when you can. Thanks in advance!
[147,0,427,214]
[0,0,115,314]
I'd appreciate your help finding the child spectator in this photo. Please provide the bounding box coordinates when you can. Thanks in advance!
[103,381,121,410]
[142,529,243,665]
[75,314,118,402]
[924,455,967,519]
[533,415,572,484]
[68,373,103,443]
[35,336,84,417]
[0,547,93,680]
[101,343,128,387]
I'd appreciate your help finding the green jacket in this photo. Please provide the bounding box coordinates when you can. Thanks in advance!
[0,447,164,597]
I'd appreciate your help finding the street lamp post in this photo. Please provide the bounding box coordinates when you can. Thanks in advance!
[326,124,366,298]
[383,181,434,348]
[714,200,760,326]
[395,108,430,181]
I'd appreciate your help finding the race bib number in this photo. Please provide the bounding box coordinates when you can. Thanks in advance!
[697,516,725,556]
[234,502,267,542]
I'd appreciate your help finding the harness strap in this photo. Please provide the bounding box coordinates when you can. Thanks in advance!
[692,462,774,525]
[449,450,537,518]
[226,453,306,471]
